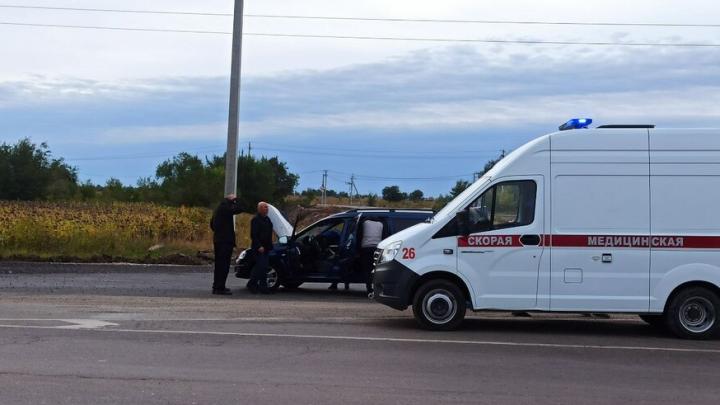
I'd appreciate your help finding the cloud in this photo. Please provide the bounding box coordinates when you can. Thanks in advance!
[1,45,720,146]
[238,45,720,132]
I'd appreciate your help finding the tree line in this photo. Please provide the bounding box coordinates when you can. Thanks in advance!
[1,138,506,211]
[0,139,298,211]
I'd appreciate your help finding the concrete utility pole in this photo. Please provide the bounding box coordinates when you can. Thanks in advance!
[224,0,244,196]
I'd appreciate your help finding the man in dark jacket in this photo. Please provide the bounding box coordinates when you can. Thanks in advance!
[247,201,274,294]
[210,194,243,295]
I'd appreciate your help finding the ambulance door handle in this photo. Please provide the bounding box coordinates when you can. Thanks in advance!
[520,234,541,246]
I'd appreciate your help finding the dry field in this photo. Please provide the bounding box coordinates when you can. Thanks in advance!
[0,198,432,263]
[0,201,253,263]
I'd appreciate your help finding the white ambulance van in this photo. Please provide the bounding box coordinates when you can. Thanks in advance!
[372,120,720,339]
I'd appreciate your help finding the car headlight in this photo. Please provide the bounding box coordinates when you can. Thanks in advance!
[379,241,402,264]
[237,250,248,262]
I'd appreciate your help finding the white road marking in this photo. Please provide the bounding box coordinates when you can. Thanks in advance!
[56,319,119,329]
[0,323,718,354]
[0,319,118,329]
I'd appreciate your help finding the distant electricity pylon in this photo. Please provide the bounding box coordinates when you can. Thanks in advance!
[320,170,328,205]
[346,174,359,205]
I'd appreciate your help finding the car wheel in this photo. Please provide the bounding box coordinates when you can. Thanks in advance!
[412,279,466,331]
[282,281,303,290]
[639,314,665,329]
[266,267,280,292]
[665,286,720,340]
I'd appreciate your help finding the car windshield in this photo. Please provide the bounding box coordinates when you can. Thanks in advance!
[296,218,345,242]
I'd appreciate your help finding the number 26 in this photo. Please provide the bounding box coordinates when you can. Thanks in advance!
[402,248,416,259]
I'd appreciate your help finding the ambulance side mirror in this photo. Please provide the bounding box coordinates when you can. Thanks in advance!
[455,211,470,236]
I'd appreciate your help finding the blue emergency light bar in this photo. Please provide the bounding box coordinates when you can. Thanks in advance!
[559,118,593,131]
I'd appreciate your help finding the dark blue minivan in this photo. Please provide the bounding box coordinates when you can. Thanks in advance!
[234,209,432,292]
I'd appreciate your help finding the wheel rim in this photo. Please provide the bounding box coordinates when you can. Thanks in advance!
[266,268,278,289]
[422,289,457,325]
[679,296,716,334]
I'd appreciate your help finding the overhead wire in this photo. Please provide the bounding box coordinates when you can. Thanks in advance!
[249,141,507,155]
[0,5,718,28]
[64,146,224,161]
[1,22,718,47]
[64,146,502,162]
[0,4,233,17]
[326,170,474,181]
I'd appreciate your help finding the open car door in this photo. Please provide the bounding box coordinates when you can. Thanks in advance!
[336,214,362,280]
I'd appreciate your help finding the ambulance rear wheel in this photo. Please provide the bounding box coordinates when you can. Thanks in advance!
[412,279,466,331]
[665,286,720,340]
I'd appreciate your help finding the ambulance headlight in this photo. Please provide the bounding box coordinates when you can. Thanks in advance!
[380,241,403,264]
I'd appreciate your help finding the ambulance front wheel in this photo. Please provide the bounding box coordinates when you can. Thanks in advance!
[665,286,720,340]
[412,279,466,331]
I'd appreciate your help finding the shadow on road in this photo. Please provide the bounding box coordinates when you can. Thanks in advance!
[216,285,373,303]
[375,316,674,340]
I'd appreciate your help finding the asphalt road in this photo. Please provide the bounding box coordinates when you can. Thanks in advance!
[1,263,719,405]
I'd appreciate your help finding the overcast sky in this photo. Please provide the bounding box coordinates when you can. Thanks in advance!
[1,0,719,195]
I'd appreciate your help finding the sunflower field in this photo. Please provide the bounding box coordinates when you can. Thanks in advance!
[0,201,252,262]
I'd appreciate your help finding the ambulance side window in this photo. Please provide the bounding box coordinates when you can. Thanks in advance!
[467,180,536,233]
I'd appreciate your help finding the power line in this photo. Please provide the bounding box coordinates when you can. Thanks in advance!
[0,4,232,17]
[2,21,720,47]
[0,21,229,35]
[328,170,474,181]
[250,148,504,160]
[246,33,720,47]
[64,146,224,161]
[251,144,504,157]
[252,15,720,29]
[250,141,507,155]
[59,142,506,162]
[1,5,718,28]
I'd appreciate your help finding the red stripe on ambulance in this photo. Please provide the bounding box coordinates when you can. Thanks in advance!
[550,235,720,249]
[458,235,720,249]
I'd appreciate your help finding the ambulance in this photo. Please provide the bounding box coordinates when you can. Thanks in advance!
[372,119,720,339]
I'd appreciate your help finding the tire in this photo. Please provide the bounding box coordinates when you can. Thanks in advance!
[282,281,303,290]
[639,314,665,329]
[665,286,720,340]
[265,267,281,292]
[412,279,466,331]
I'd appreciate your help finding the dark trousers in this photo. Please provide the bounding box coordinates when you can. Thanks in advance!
[361,247,376,291]
[248,252,269,292]
[213,242,234,290]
